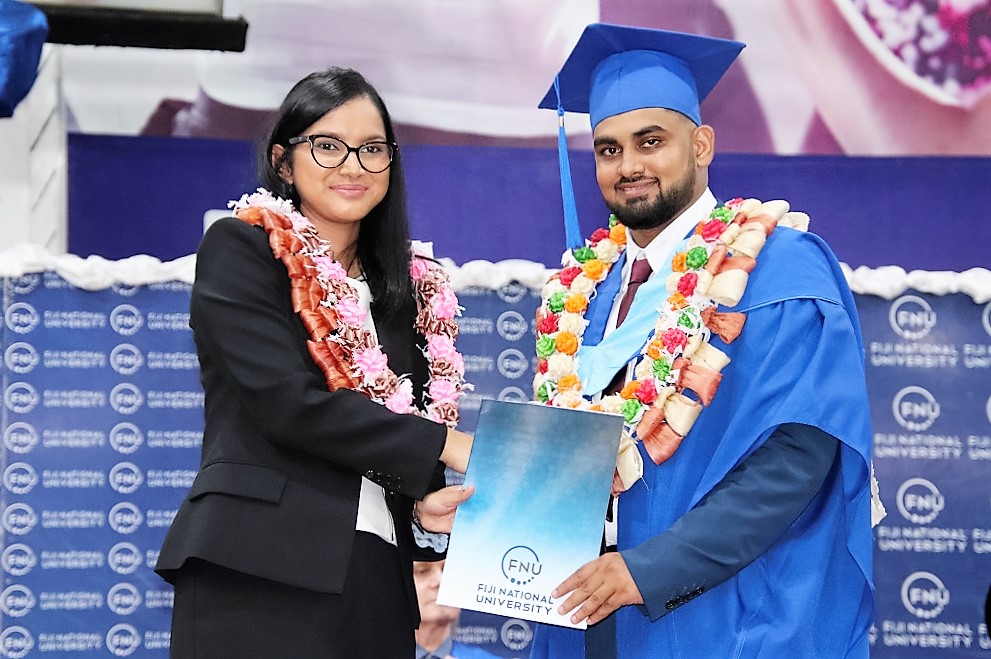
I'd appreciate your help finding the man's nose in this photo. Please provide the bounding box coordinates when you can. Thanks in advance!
[617,149,645,179]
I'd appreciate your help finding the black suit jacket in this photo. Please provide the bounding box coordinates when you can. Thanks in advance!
[156,218,449,623]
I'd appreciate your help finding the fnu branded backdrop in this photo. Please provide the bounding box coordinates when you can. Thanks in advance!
[2,265,991,657]
[0,272,546,658]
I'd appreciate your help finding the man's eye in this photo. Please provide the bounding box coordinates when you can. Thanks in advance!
[598,147,620,157]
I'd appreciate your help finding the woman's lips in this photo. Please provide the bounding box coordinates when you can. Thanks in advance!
[331,185,368,198]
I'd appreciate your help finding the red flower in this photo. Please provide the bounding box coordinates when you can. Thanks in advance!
[677,272,698,297]
[661,328,688,352]
[538,314,559,335]
[590,228,611,245]
[701,219,725,242]
[559,266,582,287]
[537,359,549,374]
[635,378,658,404]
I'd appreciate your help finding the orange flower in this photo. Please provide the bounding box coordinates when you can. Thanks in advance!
[694,221,705,235]
[646,339,665,360]
[558,374,581,391]
[564,294,589,314]
[589,403,603,411]
[609,224,626,244]
[555,331,579,355]
[620,381,641,399]
[668,292,688,310]
[671,252,687,272]
[581,259,606,281]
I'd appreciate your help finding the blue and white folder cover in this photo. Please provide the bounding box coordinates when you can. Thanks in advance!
[437,399,624,629]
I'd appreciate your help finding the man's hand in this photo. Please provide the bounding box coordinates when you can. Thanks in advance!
[415,484,475,534]
[553,552,643,625]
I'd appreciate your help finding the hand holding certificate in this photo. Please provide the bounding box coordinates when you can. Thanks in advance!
[436,400,624,629]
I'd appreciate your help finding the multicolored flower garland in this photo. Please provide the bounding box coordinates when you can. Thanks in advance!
[230,188,467,427]
[533,197,809,490]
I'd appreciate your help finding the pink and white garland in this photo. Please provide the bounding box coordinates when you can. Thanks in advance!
[229,188,467,427]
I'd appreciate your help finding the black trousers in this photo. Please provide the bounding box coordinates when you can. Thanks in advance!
[169,532,413,658]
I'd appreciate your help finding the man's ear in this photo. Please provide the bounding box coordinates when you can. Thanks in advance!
[693,125,716,168]
[271,144,292,185]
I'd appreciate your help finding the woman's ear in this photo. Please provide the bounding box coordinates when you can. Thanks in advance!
[271,144,292,185]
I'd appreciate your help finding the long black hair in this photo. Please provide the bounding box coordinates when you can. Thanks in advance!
[259,68,413,318]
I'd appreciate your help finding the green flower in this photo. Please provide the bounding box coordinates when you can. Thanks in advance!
[573,246,596,263]
[536,335,557,358]
[653,358,671,380]
[608,214,619,228]
[547,291,567,313]
[710,206,734,222]
[536,381,552,403]
[621,398,643,423]
[678,311,698,330]
[685,246,709,270]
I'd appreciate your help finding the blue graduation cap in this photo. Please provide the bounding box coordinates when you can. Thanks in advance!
[0,0,48,118]
[540,23,744,248]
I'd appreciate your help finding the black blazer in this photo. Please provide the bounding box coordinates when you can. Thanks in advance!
[156,218,449,622]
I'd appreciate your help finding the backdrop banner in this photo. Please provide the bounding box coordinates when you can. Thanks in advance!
[860,291,991,657]
[2,271,990,658]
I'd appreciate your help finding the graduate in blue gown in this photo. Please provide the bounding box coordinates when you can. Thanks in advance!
[528,24,875,659]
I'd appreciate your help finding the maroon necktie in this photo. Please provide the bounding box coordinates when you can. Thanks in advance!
[603,257,653,395]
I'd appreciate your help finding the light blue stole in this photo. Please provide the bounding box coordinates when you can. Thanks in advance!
[575,235,690,395]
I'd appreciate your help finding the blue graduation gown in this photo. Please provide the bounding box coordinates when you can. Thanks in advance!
[530,227,874,658]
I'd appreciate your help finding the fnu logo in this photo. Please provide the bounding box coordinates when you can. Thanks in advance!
[901,571,949,620]
[888,295,936,340]
[896,478,944,524]
[502,546,542,586]
[892,386,940,432]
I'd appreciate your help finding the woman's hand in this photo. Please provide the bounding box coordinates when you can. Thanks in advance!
[439,428,473,474]
[415,484,475,534]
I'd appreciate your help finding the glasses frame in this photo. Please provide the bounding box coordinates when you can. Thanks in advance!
[288,134,398,174]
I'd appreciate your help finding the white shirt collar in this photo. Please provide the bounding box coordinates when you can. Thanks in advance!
[623,188,718,277]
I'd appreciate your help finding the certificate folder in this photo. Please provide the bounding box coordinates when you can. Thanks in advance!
[437,399,624,629]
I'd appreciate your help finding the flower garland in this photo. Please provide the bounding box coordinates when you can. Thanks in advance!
[229,188,468,427]
[533,197,809,489]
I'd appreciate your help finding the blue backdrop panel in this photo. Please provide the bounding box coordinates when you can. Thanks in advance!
[437,282,542,658]
[2,272,200,657]
[67,135,991,272]
[860,292,991,657]
[4,274,991,657]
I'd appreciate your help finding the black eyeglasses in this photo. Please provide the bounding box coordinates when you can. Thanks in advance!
[288,134,397,174]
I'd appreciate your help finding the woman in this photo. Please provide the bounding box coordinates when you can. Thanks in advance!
[156,68,474,658]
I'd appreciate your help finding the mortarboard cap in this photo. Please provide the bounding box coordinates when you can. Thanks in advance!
[540,23,744,248]
[540,23,745,127]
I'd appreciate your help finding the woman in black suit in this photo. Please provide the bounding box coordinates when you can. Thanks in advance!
[156,68,474,658]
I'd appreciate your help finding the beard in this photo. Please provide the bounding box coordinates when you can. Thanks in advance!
[605,165,697,232]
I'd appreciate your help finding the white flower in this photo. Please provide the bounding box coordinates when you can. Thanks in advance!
[599,394,624,414]
[554,390,586,409]
[686,234,707,251]
[594,238,620,264]
[634,359,655,381]
[558,312,587,336]
[542,279,568,299]
[546,353,576,379]
[570,274,596,296]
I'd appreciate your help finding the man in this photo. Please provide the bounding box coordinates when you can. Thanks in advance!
[414,560,501,659]
[528,24,874,658]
